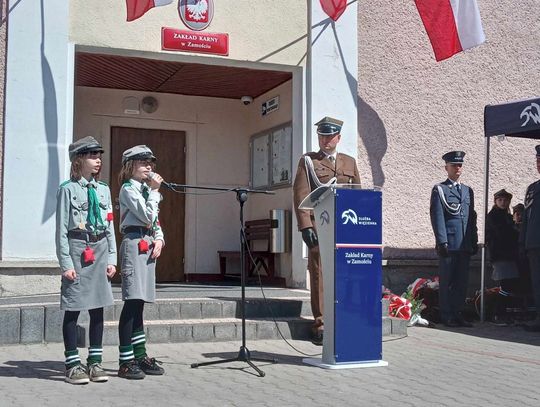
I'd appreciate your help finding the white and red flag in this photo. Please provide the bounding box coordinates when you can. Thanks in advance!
[415,0,486,61]
[319,0,347,21]
[126,0,173,22]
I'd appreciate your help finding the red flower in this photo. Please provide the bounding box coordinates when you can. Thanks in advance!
[106,212,114,222]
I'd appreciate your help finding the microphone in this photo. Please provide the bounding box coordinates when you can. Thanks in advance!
[148,172,173,190]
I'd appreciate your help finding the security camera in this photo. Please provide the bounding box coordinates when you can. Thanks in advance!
[241,96,253,105]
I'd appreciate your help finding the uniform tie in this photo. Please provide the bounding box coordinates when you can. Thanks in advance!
[86,184,104,230]
[142,185,158,230]
[142,185,150,201]
[456,183,462,194]
[328,155,335,165]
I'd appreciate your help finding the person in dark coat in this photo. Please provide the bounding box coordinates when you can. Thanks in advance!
[513,204,533,302]
[520,145,540,331]
[486,189,519,324]
[430,151,478,327]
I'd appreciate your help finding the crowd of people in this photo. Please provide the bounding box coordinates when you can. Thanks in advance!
[55,118,539,384]
[293,116,540,345]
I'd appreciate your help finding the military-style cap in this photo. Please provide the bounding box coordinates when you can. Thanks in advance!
[122,145,156,164]
[315,116,343,136]
[442,151,465,164]
[512,203,525,213]
[68,136,104,161]
[494,189,512,200]
[536,145,540,156]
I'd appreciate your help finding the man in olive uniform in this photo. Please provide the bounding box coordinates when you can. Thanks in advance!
[521,145,540,332]
[293,117,361,345]
[430,151,478,327]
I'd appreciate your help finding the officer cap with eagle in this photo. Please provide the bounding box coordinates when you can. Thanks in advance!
[315,116,343,136]
[442,151,465,164]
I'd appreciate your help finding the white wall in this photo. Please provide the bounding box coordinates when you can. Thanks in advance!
[3,0,71,260]
[309,1,358,155]
[69,0,308,66]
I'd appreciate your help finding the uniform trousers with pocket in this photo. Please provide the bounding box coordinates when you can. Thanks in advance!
[438,251,470,322]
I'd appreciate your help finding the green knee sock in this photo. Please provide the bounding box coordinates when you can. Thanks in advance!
[87,347,103,365]
[131,330,147,359]
[64,349,81,369]
[119,345,134,366]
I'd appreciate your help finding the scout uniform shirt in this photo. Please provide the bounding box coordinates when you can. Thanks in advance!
[55,178,116,271]
[293,150,361,231]
[119,178,164,242]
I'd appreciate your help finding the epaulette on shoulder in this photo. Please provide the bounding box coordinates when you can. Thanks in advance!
[122,180,132,187]
[59,180,72,187]
[98,180,108,186]
[337,152,354,160]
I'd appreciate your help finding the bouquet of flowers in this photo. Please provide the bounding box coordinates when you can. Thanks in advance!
[402,288,429,326]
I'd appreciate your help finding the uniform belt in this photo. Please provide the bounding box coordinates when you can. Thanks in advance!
[122,226,153,236]
[67,231,106,242]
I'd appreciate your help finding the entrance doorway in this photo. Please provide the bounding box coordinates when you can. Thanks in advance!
[110,126,186,282]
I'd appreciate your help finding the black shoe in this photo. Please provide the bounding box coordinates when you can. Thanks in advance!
[311,331,323,346]
[490,315,514,327]
[455,318,473,328]
[523,323,540,332]
[137,356,165,375]
[442,319,460,328]
[118,360,145,380]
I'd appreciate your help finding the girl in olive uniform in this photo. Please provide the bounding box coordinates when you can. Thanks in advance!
[55,136,116,384]
[116,145,165,380]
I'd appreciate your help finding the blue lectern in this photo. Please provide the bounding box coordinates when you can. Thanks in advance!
[300,185,387,369]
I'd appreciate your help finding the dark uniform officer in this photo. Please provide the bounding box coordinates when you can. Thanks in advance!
[430,151,478,327]
[293,117,361,345]
[521,145,540,331]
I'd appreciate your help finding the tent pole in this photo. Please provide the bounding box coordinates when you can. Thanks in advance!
[480,136,491,323]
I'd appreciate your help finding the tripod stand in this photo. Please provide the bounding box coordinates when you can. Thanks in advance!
[167,183,277,377]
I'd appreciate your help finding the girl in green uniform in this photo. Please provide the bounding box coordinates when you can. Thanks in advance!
[55,136,116,384]
[116,145,165,380]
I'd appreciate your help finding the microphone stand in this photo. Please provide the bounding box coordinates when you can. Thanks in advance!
[166,182,277,377]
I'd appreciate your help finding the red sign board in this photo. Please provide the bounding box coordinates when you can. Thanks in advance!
[162,27,228,56]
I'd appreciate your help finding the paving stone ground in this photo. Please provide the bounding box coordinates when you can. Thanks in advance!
[0,324,538,407]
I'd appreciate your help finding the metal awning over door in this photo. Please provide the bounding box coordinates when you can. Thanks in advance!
[75,52,292,99]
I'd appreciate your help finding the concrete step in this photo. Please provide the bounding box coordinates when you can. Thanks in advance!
[76,315,406,346]
[0,297,396,345]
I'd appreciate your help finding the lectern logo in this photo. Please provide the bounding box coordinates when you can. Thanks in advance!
[320,210,330,225]
[520,102,540,127]
[341,209,358,225]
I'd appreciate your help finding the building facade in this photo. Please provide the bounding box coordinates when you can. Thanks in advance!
[1,0,539,295]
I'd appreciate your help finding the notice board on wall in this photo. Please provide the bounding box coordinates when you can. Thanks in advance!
[250,122,292,189]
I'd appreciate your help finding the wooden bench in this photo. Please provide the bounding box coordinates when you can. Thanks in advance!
[218,219,277,283]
